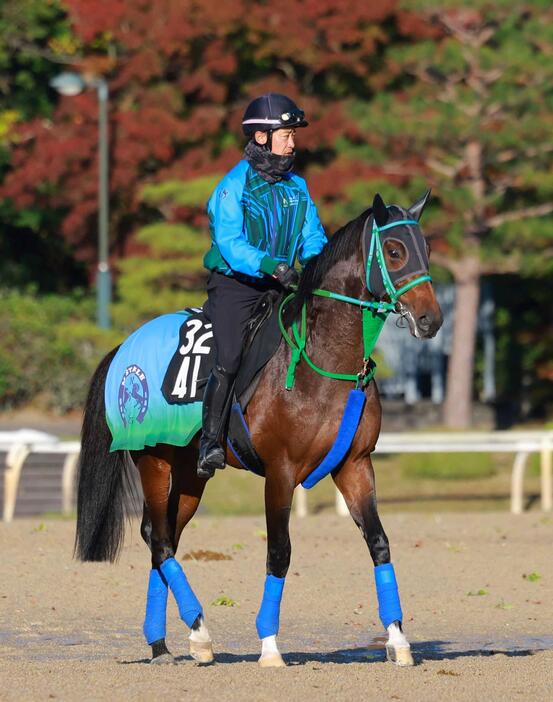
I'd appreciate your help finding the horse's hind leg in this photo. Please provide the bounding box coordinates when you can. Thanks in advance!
[140,506,173,663]
[138,450,207,664]
[173,461,214,664]
[333,456,414,667]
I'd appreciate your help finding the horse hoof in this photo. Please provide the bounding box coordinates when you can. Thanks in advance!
[386,644,414,667]
[258,653,286,668]
[190,640,214,664]
[150,652,176,665]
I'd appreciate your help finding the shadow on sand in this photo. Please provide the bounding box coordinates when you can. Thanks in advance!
[120,635,553,666]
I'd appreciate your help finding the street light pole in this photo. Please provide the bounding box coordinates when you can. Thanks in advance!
[49,71,111,328]
[96,78,111,329]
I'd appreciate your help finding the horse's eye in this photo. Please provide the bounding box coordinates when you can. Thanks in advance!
[390,248,400,259]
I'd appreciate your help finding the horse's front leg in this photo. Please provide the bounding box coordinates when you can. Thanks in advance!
[256,467,295,668]
[333,456,414,666]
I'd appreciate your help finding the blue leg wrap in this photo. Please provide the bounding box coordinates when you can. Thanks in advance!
[160,557,203,628]
[374,563,403,629]
[256,574,285,639]
[143,568,168,645]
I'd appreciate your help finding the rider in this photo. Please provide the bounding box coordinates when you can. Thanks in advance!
[198,93,327,479]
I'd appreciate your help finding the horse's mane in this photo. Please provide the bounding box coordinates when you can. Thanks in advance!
[287,207,372,320]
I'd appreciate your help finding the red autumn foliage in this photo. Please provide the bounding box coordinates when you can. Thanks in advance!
[1,0,431,267]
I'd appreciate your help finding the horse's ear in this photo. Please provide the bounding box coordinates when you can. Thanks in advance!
[372,193,388,227]
[408,189,431,222]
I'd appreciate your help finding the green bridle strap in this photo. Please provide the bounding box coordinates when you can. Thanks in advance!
[277,214,433,390]
[394,274,432,298]
[310,287,396,311]
[278,293,388,390]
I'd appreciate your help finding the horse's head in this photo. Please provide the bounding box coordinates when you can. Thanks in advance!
[367,192,443,339]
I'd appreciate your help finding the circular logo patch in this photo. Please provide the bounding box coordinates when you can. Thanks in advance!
[118,364,149,428]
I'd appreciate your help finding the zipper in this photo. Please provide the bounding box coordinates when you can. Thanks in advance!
[270,186,278,257]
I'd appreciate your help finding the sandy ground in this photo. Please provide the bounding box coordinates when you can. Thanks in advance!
[1,512,552,701]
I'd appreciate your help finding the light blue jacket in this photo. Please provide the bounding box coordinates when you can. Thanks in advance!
[204,160,327,278]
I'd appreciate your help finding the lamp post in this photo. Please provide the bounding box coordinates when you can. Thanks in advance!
[50,72,111,328]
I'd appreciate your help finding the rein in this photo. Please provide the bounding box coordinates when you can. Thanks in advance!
[278,216,432,390]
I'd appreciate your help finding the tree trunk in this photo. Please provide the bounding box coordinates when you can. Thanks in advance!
[443,258,481,428]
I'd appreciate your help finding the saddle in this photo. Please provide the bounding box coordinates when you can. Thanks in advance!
[161,290,284,475]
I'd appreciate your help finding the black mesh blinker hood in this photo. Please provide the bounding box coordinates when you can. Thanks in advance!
[362,212,430,302]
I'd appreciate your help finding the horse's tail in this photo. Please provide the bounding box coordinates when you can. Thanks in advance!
[75,346,138,562]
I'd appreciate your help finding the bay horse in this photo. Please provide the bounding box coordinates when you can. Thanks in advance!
[75,192,442,667]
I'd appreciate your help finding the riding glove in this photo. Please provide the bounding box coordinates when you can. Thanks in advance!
[272,262,299,290]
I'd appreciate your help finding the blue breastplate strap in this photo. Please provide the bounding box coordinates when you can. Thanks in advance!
[143,568,168,645]
[301,388,366,489]
[160,557,203,628]
[256,574,285,639]
[374,563,403,629]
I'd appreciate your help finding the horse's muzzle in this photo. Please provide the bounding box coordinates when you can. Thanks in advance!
[416,310,443,339]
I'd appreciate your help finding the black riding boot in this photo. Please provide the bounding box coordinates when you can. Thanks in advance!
[197,365,236,479]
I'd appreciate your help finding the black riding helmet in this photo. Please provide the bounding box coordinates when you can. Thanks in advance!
[242,93,308,137]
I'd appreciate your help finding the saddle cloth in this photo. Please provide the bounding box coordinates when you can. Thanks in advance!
[105,294,282,455]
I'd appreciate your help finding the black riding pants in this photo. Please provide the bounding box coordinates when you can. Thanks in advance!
[205,271,280,375]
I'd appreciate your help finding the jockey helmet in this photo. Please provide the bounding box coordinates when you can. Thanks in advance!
[242,93,308,137]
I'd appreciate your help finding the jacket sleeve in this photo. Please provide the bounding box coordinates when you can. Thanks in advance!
[208,176,267,278]
[297,188,327,267]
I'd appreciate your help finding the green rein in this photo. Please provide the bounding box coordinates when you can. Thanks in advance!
[277,217,432,391]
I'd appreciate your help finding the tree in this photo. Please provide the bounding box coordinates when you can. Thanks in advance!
[111,175,219,329]
[347,0,553,427]
[0,0,85,291]
[1,0,407,276]
[0,0,76,120]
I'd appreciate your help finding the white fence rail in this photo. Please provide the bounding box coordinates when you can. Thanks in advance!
[2,431,552,522]
[294,430,553,517]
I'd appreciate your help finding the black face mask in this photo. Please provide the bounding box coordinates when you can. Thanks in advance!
[362,216,430,301]
[244,140,295,184]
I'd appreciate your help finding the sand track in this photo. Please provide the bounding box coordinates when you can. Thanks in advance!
[1,512,552,701]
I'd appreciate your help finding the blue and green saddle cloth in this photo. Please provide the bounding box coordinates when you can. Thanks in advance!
[105,308,214,451]
[105,304,366,490]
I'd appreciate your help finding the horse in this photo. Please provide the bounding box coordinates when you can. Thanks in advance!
[75,191,443,668]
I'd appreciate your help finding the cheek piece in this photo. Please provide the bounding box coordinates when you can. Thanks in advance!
[256,574,286,638]
[160,557,203,628]
[143,568,169,644]
[374,563,403,629]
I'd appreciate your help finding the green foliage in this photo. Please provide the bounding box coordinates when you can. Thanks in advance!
[400,452,496,481]
[112,177,212,328]
[492,274,553,415]
[140,176,222,209]
[0,289,119,411]
[352,3,553,263]
[0,0,75,121]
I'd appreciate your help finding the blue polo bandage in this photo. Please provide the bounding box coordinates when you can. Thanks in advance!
[160,557,203,628]
[256,574,285,639]
[143,568,168,644]
[301,389,366,489]
[374,563,403,629]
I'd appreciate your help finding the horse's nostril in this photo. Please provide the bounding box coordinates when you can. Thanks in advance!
[418,315,430,329]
